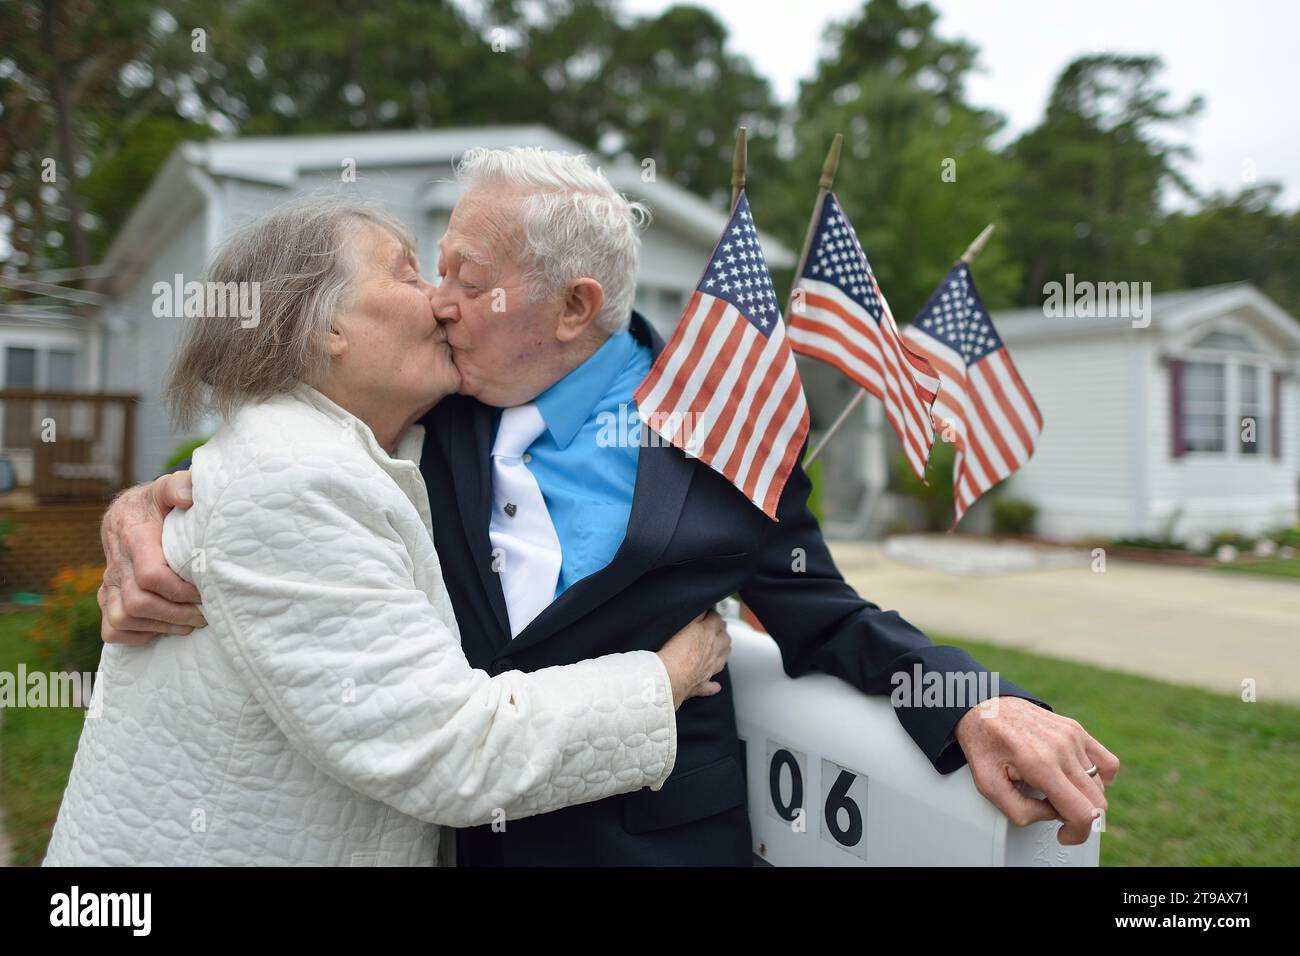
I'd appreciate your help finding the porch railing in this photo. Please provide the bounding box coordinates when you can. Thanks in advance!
[0,389,137,504]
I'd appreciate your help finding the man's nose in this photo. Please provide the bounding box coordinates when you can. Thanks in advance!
[429,281,459,322]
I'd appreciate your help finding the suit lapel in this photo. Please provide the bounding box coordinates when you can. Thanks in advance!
[447,398,512,641]
[504,313,694,655]
[504,434,695,655]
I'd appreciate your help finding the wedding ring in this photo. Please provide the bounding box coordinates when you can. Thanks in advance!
[1084,765,1099,777]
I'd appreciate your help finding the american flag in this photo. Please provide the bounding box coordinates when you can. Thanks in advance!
[634,191,809,520]
[788,192,940,479]
[902,263,1042,525]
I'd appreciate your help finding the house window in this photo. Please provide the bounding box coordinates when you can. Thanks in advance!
[48,349,77,389]
[2,345,83,450]
[1175,353,1276,459]
[4,347,37,390]
[3,347,38,450]
[1238,364,1268,455]
[1181,361,1225,453]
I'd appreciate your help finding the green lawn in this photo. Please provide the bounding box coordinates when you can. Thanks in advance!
[1215,557,1300,580]
[0,610,90,867]
[945,635,1300,867]
[1,610,1296,866]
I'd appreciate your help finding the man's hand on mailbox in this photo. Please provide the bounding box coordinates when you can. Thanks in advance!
[955,697,1119,845]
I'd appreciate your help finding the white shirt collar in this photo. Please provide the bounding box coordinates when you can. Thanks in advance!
[287,383,426,466]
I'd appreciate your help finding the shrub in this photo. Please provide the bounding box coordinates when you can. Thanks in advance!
[1109,536,1186,552]
[28,566,104,675]
[892,439,955,532]
[882,518,913,537]
[164,436,208,471]
[992,498,1037,536]
[804,453,824,524]
[1271,526,1300,549]
[1209,530,1256,552]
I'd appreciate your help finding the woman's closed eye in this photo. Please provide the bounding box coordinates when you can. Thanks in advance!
[397,257,423,285]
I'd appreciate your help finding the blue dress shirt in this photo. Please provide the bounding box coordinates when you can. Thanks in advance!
[528,328,651,597]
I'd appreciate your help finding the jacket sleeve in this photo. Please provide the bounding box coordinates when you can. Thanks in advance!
[169,451,677,828]
[737,447,1051,775]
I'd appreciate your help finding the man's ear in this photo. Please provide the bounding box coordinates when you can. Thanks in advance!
[555,278,605,343]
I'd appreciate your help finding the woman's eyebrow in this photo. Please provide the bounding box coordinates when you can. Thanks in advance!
[391,246,413,271]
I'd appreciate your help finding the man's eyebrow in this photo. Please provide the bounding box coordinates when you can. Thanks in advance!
[437,237,487,267]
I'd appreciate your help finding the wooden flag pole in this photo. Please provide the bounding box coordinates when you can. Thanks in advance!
[803,222,996,467]
[960,223,995,265]
[731,126,748,209]
[804,377,869,465]
[784,134,843,320]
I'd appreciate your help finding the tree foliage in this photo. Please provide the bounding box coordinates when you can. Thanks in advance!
[0,0,1295,323]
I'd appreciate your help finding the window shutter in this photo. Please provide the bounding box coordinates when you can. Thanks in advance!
[1273,370,1282,460]
[1170,359,1184,459]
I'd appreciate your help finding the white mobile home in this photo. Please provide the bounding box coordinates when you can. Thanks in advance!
[809,283,1300,541]
[994,283,1300,540]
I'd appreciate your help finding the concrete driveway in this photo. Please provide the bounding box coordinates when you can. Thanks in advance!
[827,538,1300,704]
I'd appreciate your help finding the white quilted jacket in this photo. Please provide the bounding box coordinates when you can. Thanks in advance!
[44,385,678,866]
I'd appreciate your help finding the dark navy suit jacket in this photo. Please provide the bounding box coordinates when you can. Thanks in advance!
[419,311,1050,866]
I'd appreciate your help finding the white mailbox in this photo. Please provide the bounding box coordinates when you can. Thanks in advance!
[726,620,1100,866]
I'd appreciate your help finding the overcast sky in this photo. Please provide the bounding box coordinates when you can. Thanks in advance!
[624,0,1300,207]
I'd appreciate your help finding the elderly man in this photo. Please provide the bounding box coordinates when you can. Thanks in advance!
[99,146,1118,866]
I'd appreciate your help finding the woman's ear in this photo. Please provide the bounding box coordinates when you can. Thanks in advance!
[325,322,348,358]
[556,278,605,343]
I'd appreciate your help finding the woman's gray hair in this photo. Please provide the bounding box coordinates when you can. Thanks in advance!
[165,195,414,429]
[454,146,648,334]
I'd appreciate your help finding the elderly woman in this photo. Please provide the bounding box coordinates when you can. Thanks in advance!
[43,198,729,867]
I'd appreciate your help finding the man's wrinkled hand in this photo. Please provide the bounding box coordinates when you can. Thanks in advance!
[98,471,205,645]
[955,696,1119,846]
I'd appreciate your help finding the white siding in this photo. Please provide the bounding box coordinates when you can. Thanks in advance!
[221,164,452,261]
[998,334,1138,539]
[635,227,711,338]
[1146,348,1299,538]
[220,178,290,238]
[102,212,208,482]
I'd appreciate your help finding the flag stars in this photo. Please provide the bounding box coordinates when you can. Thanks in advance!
[696,195,782,332]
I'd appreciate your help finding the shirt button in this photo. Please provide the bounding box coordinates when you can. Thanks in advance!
[522,453,532,464]
[494,658,513,674]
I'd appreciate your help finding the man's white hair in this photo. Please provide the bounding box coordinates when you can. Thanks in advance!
[454,146,649,334]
